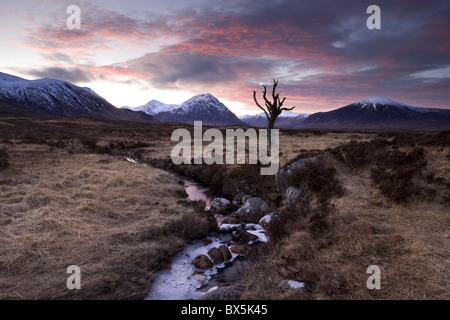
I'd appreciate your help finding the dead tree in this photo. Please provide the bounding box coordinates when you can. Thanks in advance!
[252,79,295,132]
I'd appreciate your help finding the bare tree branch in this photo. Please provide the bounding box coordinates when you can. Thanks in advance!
[252,79,294,130]
[253,90,270,120]
[272,79,278,103]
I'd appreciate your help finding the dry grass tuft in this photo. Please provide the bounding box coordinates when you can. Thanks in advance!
[241,132,450,300]
[0,149,214,299]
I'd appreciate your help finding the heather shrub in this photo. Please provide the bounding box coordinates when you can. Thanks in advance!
[370,148,427,203]
[287,159,344,205]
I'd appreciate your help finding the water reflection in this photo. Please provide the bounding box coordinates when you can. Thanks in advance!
[183,180,212,210]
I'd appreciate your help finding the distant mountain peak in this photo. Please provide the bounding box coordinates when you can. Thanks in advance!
[125,93,244,126]
[298,96,450,130]
[355,96,412,109]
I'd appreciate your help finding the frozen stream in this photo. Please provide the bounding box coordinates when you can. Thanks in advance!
[145,179,268,300]
[146,180,233,300]
[146,181,268,300]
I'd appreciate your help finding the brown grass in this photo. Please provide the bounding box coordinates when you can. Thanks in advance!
[0,143,215,299]
[0,117,448,300]
[240,134,450,300]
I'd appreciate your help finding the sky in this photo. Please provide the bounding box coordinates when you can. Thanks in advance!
[1,0,449,115]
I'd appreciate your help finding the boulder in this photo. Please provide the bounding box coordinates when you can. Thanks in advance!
[201,284,244,300]
[230,245,249,255]
[203,238,213,245]
[219,216,244,232]
[258,212,278,229]
[210,197,231,212]
[235,197,269,223]
[286,186,302,205]
[207,247,224,264]
[192,254,213,269]
[232,229,259,244]
[218,245,232,261]
[276,157,315,193]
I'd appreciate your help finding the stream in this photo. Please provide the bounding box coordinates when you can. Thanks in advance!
[145,179,267,300]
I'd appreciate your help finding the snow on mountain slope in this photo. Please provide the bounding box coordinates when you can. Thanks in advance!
[354,96,443,113]
[123,100,179,115]
[180,94,228,113]
[0,72,25,83]
[0,72,108,113]
[356,96,410,108]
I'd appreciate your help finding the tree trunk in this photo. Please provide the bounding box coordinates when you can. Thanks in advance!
[268,118,275,147]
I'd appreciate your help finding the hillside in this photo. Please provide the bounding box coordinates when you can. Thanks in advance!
[298,96,450,130]
[0,72,156,123]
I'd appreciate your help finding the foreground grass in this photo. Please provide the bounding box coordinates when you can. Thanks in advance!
[240,136,450,300]
[0,116,448,300]
[0,147,215,299]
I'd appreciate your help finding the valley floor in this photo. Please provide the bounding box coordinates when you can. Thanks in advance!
[0,116,448,299]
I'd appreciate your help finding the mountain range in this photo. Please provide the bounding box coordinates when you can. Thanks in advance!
[239,111,310,129]
[297,96,450,130]
[0,72,156,123]
[0,71,449,130]
[122,94,245,126]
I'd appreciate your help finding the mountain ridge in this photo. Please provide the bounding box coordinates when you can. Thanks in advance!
[239,111,310,129]
[123,93,245,126]
[297,96,450,130]
[0,72,157,123]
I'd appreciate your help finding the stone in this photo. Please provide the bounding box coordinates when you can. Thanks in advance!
[258,212,278,229]
[203,238,213,245]
[207,247,224,264]
[235,197,269,223]
[192,254,213,269]
[276,157,315,193]
[210,197,231,212]
[222,216,244,225]
[232,229,259,244]
[279,280,305,290]
[230,245,249,255]
[286,186,302,205]
[201,284,244,300]
[218,245,232,261]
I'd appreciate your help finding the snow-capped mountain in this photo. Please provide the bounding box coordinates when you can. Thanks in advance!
[239,111,310,128]
[0,72,156,122]
[297,96,450,130]
[124,100,179,115]
[124,94,245,126]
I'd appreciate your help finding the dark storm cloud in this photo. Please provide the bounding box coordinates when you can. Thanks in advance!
[128,50,272,89]
[26,67,93,83]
